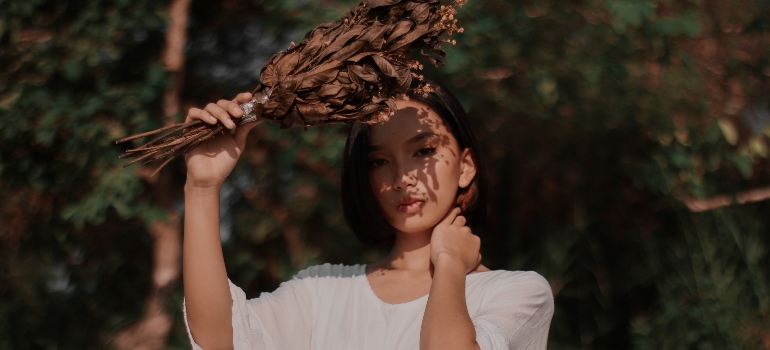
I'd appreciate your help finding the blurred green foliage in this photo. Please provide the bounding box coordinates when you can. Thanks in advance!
[1,0,167,348]
[1,0,768,348]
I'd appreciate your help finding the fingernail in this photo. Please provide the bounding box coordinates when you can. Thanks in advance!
[228,119,236,128]
[208,115,217,123]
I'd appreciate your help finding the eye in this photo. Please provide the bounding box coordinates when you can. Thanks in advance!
[414,147,436,157]
[369,158,388,168]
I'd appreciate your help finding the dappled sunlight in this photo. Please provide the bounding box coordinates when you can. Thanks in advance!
[367,101,463,234]
[5,0,770,348]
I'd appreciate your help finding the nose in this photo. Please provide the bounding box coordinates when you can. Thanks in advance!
[393,164,417,191]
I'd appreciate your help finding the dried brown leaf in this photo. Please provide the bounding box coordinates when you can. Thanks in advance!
[298,32,325,64]
[371,36,386,50]
[318,25,366,60]
[396,67,412,89]
[358,22,389,43]
[389,22,431,50]
[272,91,296,116]
[297,102,332,122]
[410,3,431,23]
[347,52,377,63]
[348,64,379,83]
[369,0,404,7]
[327,96,347,107]
[299,69,338,90]
[337,71,351,84]
[420,49,441,67]
[304,60,343,76]
[302,91,321,100]
[358,103,383,116]
[372,55,399,78]
[387,20,414,43]
[280,75,302,91]
[260,65,279,86]
[318,84,343,96]
[276,52,300,80]
[329,40,367,61]
[385,97,398,112]
[280,108,304,129]
[347,68,363,86]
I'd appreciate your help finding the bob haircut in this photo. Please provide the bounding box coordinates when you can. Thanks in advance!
[341,81,489,245]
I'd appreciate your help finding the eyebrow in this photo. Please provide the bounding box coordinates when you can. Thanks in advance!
[368,132,437,152]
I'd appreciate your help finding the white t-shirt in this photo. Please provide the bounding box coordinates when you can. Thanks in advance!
[184,263,554,350]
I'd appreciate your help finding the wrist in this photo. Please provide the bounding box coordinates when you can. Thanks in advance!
[184,182,222,195]
[432,252,468,275]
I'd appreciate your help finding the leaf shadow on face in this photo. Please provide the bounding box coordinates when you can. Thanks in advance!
[371,104,459,227]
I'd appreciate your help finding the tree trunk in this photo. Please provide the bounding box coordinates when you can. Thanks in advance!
[113,0,191,348]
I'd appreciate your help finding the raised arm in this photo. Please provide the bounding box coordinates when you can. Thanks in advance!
[183,92,260,350]
[421,208,482,350]
[422,208,554,350]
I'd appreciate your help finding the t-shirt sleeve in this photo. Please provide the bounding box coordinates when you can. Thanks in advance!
[472,271,554,350]
[183,276,313,350]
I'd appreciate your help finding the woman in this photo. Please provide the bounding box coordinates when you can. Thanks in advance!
[183,82,554,350]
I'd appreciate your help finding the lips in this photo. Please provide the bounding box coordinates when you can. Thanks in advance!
[397,197,425,214]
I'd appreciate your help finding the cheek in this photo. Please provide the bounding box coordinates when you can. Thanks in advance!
[423,154,462,210]
[369,169,391,202]
[432,152,462,190]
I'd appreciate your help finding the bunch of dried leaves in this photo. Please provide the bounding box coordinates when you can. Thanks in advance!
[117,0,467,174]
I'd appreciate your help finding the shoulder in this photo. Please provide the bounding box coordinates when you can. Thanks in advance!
[468,271,554,345]
[469,270,553,308]
[293,263,366,280]
[471,270,550,290]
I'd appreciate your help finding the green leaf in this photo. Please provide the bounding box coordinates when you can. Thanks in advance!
[0,89,21,110]
[63,59,84,81]
[608,0,656,32]
[732,154,753,178]
[652,12,701,37]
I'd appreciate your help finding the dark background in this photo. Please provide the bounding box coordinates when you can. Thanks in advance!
[1,0,769,348]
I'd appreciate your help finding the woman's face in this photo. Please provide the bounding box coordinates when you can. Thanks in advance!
[367,99,476,236]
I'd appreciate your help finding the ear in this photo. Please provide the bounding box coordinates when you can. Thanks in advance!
[458,148,477,189]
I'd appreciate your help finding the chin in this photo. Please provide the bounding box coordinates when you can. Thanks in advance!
[390,214,442,235]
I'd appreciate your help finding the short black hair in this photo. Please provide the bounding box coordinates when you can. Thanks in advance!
[341,81,489,246]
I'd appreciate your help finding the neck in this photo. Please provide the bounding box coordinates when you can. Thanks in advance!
[379,229,433,274]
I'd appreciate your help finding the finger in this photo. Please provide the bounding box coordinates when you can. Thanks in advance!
[234,119,262,150]
[234,92,253,104]
[217,99,244,118]
[206,102,236,129]
[438,207,462,227]
[452,215,466,227]
[186,107,218,125]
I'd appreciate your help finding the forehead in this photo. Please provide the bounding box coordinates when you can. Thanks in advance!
[368,99,453,146]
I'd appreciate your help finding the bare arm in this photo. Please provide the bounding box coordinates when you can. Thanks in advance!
[421,254,481,350]
[182,93,260,350]
[184,184,233,350]
[420,208,482,350]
